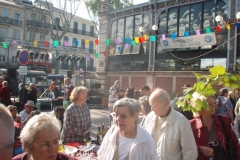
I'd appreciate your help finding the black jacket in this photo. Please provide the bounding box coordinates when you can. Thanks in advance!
[28,87,37,104]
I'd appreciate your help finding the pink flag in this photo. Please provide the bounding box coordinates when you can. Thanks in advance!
[125,43,128,49]
[86,53,90,61]
[162,34,166,40]
[196,30,200,35]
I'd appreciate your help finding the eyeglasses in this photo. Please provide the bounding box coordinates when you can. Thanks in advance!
[33,139,60,150]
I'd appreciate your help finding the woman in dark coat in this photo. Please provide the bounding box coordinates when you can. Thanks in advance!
[49,82,63,111]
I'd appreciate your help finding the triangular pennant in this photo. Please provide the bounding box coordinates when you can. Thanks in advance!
[161,34,166,40]
[95,39,99,45]
[125,38,130,44]
[196,30,200,35]
[2,42,8,48]
[125,43,129,49]
[216,26,221,32]
[64,41,69,46]
[117,46,122,52]
[86,53,90,61]
[105,39,110,45]
[95,53,99,59]
[109,48,114,55]
[12,40,18,47]
[205,28,211,34]
[53,40,59,47]
[184,31,189,37]
[131,40,136,46]
[103,51,107,57]
[33,40,38,47]
[171,33,176,40]
[135,37,139,43]
[44,40,49,47]
[75,40,79,46]
[226,24,231,30]
[115,38,120,45]
[151,35,156,42]
[85,39,89,44]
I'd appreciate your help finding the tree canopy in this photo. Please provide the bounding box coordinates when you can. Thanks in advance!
[84,0,134,34]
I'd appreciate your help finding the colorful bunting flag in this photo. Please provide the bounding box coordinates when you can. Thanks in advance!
[151,35,156,42]
[64,41,69,46]
[33,40,38,47]
[85,39,89,44]
[117,46,122,52]
[125,43,129,49]
[205,28,211,34]
[53,40,58,47]
[12,40,18,47]
[226,24,231,30]
[125,38,130,44]
[216,26,221,32]
[184,31,189,37]
[109,48,114,55]
[86,53,90,61]
[95,53,99,59]
[95,39,99,45]
[135,37,139,43]
[105,39,110,45]
[44,41,49,47]
[171,33,176,40]
[115,38,120,45]
[103,51,107,57]
[144,34,147,40]
[161,34,166,40]
[139,37,143,43]
[2,42,8,48]
[131,40,136,46]
[196,30,201,35]
[75,40,79,46]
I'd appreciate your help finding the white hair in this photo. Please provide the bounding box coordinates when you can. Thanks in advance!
[113,98,141,116]
[150,88,170,105]
[0,103,14,159]
[20,113,61,151]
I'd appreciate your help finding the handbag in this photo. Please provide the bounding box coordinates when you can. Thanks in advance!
[218,115,237,160]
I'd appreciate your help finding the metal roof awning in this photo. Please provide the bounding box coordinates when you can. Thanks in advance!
[0,68,47,76]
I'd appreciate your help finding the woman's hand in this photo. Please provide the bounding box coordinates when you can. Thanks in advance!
[199,146,213,157]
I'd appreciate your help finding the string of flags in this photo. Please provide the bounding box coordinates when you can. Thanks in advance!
[2,20,240,58]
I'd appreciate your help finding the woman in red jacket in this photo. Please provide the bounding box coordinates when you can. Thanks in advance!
[0,81,15,106]
[190,95,240,160]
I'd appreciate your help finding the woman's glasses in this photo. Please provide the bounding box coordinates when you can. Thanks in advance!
[33,139,60,150]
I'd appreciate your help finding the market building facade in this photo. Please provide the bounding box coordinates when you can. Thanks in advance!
[97,0,239,96]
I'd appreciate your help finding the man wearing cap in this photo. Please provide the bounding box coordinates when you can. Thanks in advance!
[18,100,35,122]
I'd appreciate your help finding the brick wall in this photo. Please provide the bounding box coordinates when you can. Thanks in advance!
[107,76,120,90]
[176,77,196,96]
[131,77,146,90]
[122,77,129,91]
[154,77,173,93]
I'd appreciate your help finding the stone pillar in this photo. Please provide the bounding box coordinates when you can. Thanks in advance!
[97,0,110,89]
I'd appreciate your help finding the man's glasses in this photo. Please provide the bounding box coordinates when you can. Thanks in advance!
[33,139,60,150]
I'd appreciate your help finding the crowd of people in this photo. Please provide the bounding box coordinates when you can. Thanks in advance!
[1,77,240,160]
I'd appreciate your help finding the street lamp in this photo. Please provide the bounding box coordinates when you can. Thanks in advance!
[138,25,158,71]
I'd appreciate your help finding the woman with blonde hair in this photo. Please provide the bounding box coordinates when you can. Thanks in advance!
[12,113,77,160]
[49,82,62,111]
[60,86,92,144]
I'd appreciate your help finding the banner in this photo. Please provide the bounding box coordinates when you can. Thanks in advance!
[159,33,216,49]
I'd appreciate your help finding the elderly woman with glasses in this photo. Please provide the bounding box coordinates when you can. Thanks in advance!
[12,113,77,160]
[190,95,240,160]
[97,98,158,160]
[61,86,91,144]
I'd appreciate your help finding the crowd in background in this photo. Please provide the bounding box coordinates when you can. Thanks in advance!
[1,77,240,159]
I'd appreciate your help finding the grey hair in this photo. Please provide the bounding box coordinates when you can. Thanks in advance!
[29,83,35,87]
[151,88,170,104]
[114,80,120,84]
[138,96,151,115]
[20,113,61,151]
[113,98,141,116]
[0,103,14,156]
[2,81,8,86]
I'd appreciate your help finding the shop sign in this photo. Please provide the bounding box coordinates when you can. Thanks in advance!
[159,33,216,49]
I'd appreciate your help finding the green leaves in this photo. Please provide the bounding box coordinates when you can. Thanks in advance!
[209,65,226,76]
[178,65,240,113]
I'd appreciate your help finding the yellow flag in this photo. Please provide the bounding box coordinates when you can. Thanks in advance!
[135,37,139,43]
[85,39,89,44]
[144,34,148,40]
[109,48,114,55]
[226,24,231,30]
[33,40,38,46]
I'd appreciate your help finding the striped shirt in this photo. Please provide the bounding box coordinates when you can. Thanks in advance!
[60,102,92,144]
[109,85,118,104]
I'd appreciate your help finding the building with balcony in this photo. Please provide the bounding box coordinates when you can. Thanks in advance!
[0,0,97,76]
[97,0,238,94]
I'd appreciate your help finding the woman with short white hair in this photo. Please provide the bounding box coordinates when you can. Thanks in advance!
[12,113,77,160]
[97,98,158,160]
[61,86,92,144]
